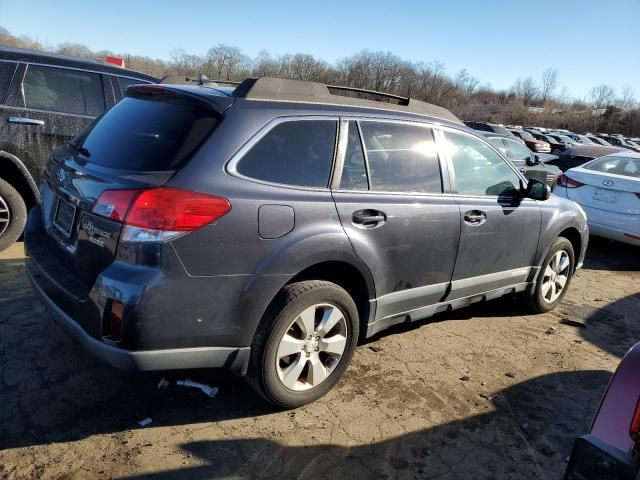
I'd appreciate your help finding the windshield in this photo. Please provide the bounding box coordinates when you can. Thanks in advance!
[585,156,640,178]
[73,96,218,171]
[517,130,535,141]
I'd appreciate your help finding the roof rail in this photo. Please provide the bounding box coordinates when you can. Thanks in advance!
[232,77,461,124]
[326,85,409,104]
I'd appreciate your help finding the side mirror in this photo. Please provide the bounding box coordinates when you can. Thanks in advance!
[525,178,550,201]
[526,154,539,166]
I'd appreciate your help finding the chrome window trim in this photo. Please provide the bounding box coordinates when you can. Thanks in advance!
[1,104,96,120]
[12,59,151,80]
[226,115,340,191]
[434,123,529,199]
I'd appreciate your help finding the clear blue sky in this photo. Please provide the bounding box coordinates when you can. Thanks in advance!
[1,0,638,99]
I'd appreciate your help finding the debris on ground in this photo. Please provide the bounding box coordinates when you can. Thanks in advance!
[560,318,587,329]
[459,375,470,382]
[137,418,153,427]
[505,372,516,378]
[176,379,219,398]
[157,378,170,390]
[368,345,383,353]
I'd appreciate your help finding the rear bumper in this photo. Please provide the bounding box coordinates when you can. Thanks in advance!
[28,271,251,374]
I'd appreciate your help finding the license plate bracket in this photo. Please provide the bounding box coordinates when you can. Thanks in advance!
[593,187,619,204]
[53,196,77,238]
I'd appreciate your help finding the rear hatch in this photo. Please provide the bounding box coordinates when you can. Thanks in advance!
[36,86,231,292]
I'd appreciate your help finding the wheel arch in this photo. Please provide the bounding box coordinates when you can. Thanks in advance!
[0,150,39,209]
[557,226,582,273]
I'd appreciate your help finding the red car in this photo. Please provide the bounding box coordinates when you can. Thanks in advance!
[510,128,551,153]
[565,342,640,479]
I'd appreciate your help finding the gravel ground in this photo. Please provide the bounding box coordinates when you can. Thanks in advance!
[0,237,638,480]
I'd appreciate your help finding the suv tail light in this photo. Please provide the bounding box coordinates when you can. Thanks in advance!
[92,187,231,242]
[557,174,584,188]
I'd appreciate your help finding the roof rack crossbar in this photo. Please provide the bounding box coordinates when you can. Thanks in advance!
[326,85,409,104]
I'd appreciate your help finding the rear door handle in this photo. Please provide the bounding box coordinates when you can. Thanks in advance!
[8,117,45,126]
[464,210,487,226]
[352,210,386,227]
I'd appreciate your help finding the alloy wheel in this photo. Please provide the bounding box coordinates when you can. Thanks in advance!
[0,195,10,237]
[541,250,571,304]
[275,303,348,391]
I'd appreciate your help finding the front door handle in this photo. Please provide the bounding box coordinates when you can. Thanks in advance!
[8,117,45,126]
[352,209,386,227]
[464,210,487,226]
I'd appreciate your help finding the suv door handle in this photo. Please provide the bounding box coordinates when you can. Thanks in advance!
[464,210,487,226]
[8,117,45,126]
[352,209,386,227]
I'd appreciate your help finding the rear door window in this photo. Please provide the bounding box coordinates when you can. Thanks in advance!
[359,121,442,193]
[23,65,105,116]
[236,120,337,188]
[0,61,17,104]
[73,95,217,171]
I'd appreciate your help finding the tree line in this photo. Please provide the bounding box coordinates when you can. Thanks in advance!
[2,26,640,136]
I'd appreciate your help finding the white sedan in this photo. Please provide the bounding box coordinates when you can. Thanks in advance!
[555,152,640,246]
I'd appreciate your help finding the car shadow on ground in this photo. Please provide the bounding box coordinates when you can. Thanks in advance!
[119,370,610,479]
[582,236,640,272]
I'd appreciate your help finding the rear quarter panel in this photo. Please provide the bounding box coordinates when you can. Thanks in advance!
[590,343,640,453]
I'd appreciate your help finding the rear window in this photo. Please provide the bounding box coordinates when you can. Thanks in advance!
[585,156,640,178]
[236,120,337,188]
[74,96,217,171]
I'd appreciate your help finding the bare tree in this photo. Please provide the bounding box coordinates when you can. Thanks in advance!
[204,44,250,80]
[540,68,559,104]
[589,84,616,109]
[616,85,636,110]
[512,76,538,106]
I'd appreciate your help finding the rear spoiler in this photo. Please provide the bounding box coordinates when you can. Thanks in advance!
[125,84,235,115]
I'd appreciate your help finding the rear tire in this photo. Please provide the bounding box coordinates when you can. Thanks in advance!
[248,280,359,408]
[524,237,575,313]
[0,178,27,253]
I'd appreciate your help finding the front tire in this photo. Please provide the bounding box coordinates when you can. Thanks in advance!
[249,281,359,408]
[0,178,27,253]
[525,237,575,313]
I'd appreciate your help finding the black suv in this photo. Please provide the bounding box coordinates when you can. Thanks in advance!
[0,47,157,251]
[25,77,588,407]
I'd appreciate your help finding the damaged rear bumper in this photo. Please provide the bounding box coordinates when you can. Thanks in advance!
[28,272,250,375]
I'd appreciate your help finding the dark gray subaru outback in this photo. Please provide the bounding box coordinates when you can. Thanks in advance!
[25,77,588,407]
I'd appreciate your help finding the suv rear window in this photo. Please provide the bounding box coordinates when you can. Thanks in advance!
[236,120,337,188]
[73,96,217,171]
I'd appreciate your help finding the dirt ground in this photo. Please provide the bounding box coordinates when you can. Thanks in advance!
[0,237,638,479]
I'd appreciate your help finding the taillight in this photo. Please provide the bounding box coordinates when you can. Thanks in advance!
[557,174,584,188]
[92,189,140,221]
[92,187,231,242]
[630,396,640,443]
